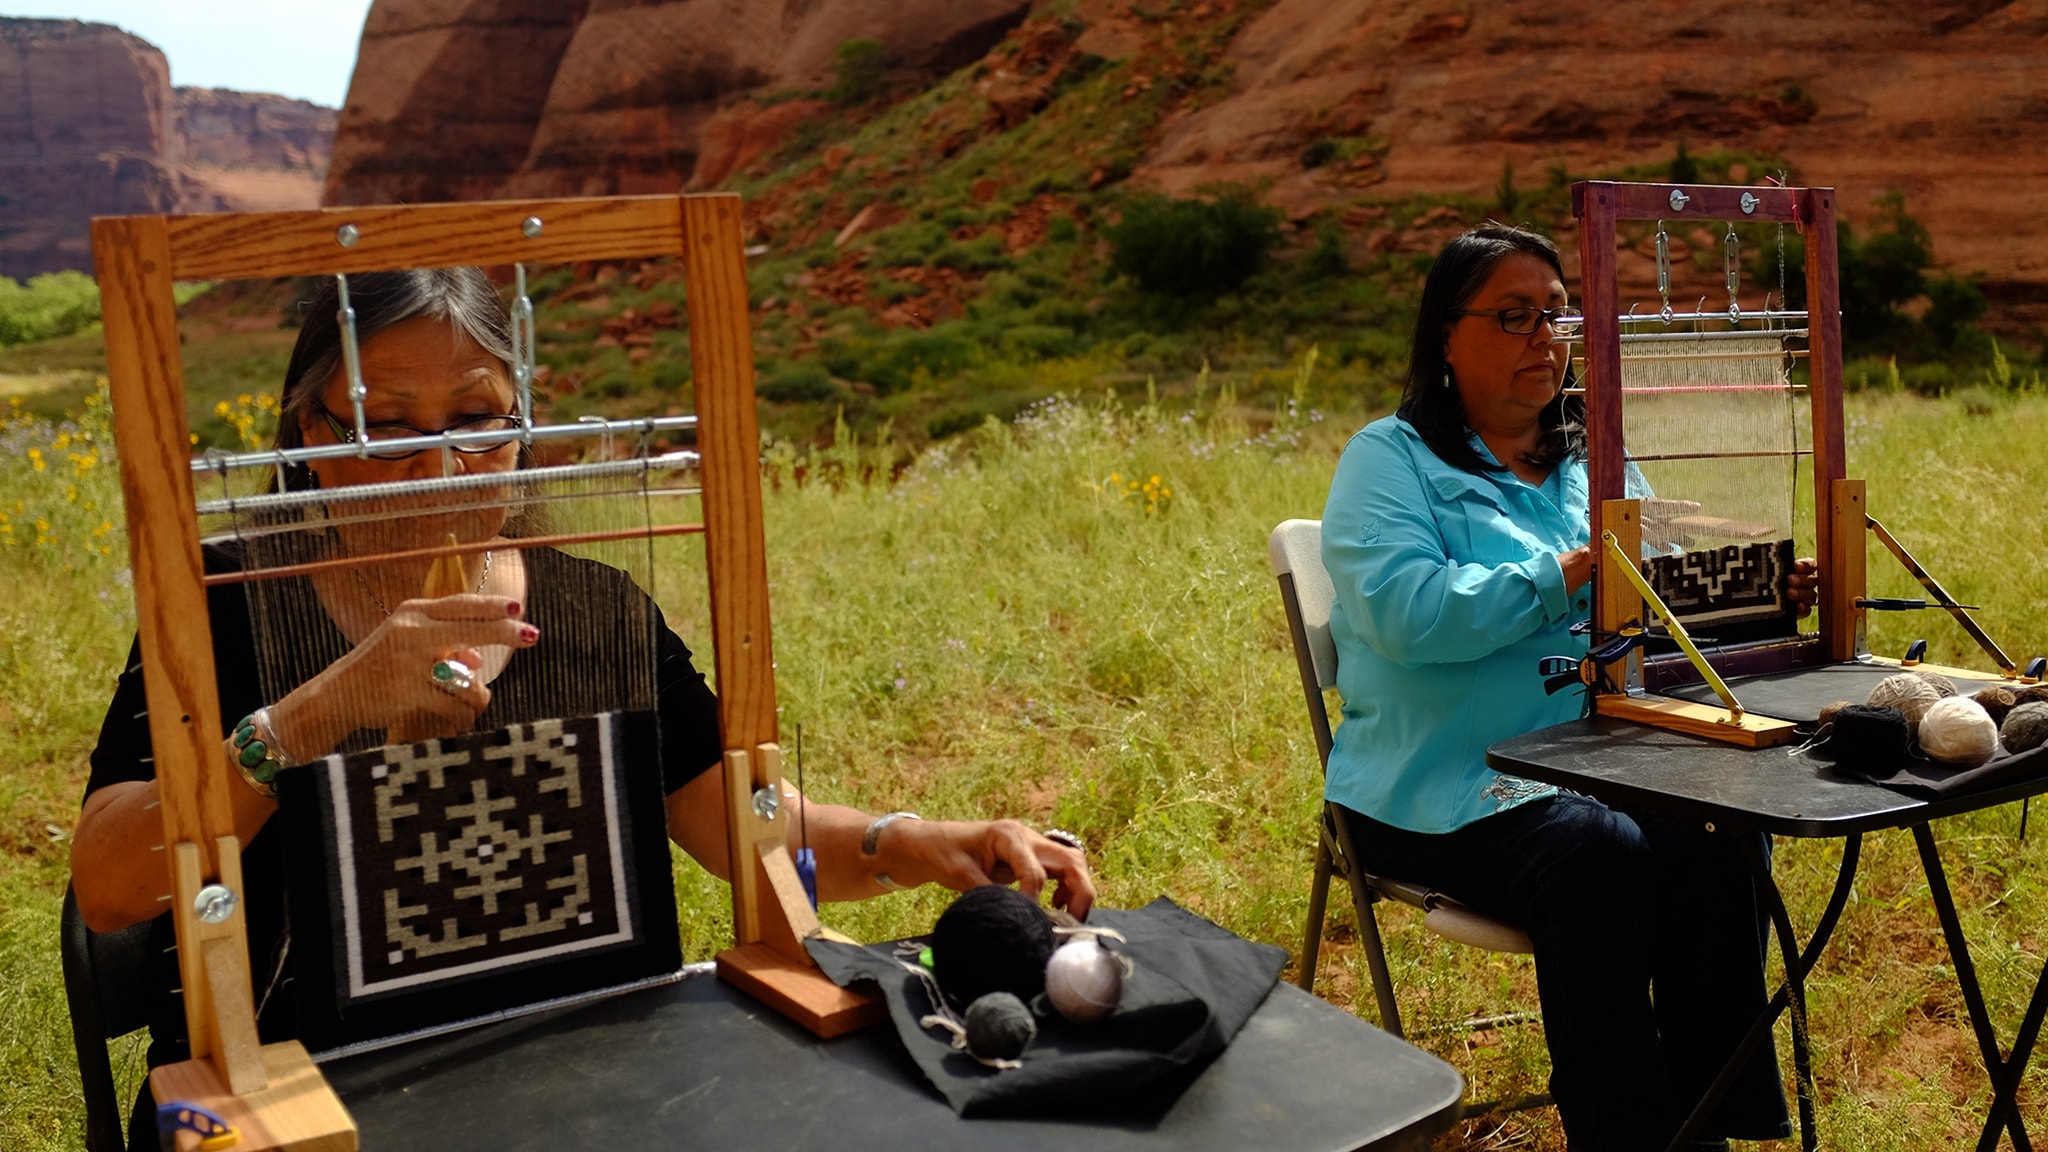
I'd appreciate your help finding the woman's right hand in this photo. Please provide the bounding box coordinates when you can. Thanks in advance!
[272,594,537,756]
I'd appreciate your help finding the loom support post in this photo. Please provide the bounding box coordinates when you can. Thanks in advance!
[1865,513,2016,678]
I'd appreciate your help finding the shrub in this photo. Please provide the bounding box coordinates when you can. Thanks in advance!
[827,39,889,106]
[0,272,100,346]
[1105,190,1282,298]
[758,358,841,403]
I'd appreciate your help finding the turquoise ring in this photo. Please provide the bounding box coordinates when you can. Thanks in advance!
[430,657,476,693]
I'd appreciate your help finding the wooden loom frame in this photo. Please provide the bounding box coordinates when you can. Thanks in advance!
[1573,181,1860,747]
[91,193,877,1151]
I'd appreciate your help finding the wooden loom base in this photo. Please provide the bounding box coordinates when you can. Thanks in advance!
[1594,694,1801,748]
[149,1041,356,1152]
[715,941,887,1039]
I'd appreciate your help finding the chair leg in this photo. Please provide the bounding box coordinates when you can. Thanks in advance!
[1299,838,1334,992]
[1350,873,1405,1039]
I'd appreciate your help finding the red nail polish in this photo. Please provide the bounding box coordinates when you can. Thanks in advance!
[506,601,521,616]
[520,625,539,644]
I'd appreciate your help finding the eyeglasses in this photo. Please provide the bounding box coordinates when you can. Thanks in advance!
[1455,306,1583,338]
[320,405,522,461]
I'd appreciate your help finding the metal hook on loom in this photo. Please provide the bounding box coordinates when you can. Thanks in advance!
[1725,225,1743,324]
[1655,221,1674,323]
[335,273,369,458]
[511,263,538,445]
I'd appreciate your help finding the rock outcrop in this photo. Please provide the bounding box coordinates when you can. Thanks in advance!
[0,18,335,279]
[325,0,1031,204]
[1133,0,2048,323]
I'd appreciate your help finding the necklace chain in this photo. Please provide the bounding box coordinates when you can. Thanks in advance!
[352,549,492,618]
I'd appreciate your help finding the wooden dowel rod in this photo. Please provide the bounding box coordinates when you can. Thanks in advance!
[201,523,705,586]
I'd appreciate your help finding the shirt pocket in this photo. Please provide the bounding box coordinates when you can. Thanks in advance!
[1449,494,1543,567]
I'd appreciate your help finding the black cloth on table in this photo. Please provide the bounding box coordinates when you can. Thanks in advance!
[80,544,724,1075]
[808,897,1286,1118]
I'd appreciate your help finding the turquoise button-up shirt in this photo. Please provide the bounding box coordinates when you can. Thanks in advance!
[1319,415,1600,834]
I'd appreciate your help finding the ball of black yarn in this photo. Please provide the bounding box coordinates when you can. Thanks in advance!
[1831,704,1911,771]
[931,885,1054,1008]
[964,992,1037,1061]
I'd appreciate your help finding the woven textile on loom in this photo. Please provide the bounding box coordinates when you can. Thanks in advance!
[280,710,678,1055]
[1620,332,1805,633]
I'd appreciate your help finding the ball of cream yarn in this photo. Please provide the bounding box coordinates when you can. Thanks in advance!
[1918,696,1998,767]
[1868,672,1941,727]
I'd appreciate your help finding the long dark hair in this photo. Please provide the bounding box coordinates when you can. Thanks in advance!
[274,268,515,492]
[1395,224,1585,475]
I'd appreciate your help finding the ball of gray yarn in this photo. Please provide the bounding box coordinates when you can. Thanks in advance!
[1912,669,1959,697]
[1868,672,1940,727]
[964,991,1037,1061]
[2004,702,2048,755]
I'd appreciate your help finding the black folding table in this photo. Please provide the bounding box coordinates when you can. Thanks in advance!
[1489,713,2048,1152]
[322,962,1465,1151]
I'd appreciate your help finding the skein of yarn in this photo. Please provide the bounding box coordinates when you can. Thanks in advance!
[1831,705,1912,772]
[1918,696,1998,767]
[2004,702,2048,755]
[1868,673,1941,727]
[1911,669,1960,698]
[931,885,1056,1008]
[1044,936,1124,1025]
[1974,686,2019,727]
[963,992,1037,1061]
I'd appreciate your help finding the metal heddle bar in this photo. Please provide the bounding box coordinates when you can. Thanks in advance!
[190,414,699,474]
[194,451,700,516]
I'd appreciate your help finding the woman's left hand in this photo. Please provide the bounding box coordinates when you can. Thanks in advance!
[898,818,1096,919]
[1787,557,1821,617]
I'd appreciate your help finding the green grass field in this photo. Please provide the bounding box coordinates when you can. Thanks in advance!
[3,378,2046,1150]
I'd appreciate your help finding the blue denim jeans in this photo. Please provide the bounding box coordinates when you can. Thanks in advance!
[1339,794,1793,1151]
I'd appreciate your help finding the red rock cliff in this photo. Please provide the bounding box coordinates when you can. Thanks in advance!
[0,18,336,279]
[324,0,1031,204]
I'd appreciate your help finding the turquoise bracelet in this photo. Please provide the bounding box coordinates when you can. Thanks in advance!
[228,707,297,799]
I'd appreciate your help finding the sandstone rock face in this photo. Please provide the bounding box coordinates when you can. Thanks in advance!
[326,0,1031,203]
[1135,0,2048,325]
[0,18,336,279]
[0,18,176,278]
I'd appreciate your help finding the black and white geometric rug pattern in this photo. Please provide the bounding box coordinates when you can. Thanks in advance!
[322,713,636,1001]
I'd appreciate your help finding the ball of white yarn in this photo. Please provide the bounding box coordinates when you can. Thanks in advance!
[1868,672,1940,727]
[1918,696,1998,767]
[1044,937,1123,1025]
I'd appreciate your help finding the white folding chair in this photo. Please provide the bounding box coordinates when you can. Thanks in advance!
[1268,518,1535,1040]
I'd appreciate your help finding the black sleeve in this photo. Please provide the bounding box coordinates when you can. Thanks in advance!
[652,603,725,796]
[84,635,154,800]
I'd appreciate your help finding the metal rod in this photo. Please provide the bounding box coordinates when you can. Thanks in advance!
[200,522,706,586]
[201,485,700,547]
[1866,514,2017,676]
[1624,450,1810,462]
[1563,384,1809,395]
[1602,531,1746,720]
[195,451,699,514]
[191,415,698,474]
[335,273,369,458]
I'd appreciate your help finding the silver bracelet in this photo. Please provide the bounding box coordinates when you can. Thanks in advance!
[861,811,921,856]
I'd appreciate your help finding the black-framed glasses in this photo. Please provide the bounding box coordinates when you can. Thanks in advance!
[1455,306,1583,337]
[320,405,522,461]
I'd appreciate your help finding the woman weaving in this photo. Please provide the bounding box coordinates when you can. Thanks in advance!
[1321,225,1817,1150]
[70,269,1093,1144]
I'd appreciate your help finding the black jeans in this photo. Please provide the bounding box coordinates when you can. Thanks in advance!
[1339,794,1792,1151]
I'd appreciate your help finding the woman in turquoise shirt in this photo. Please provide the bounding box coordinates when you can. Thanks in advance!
[1322,225,1808,1151]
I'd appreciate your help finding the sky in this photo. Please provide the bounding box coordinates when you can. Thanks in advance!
[4,0,374,107]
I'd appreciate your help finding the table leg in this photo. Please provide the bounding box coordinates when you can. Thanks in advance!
[1911,822,2038,1152]
[1665,833,1861,1152]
